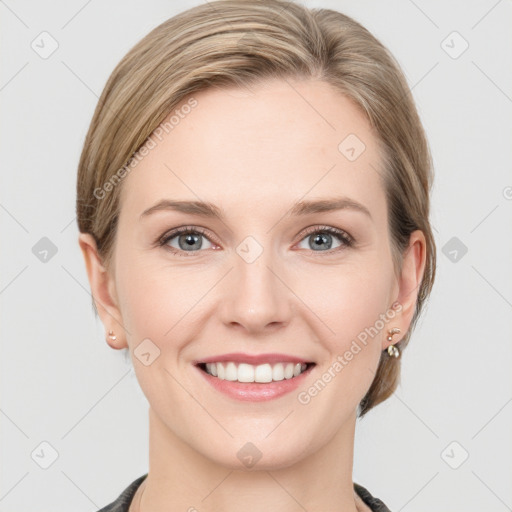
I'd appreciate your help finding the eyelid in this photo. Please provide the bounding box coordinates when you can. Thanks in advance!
[156,225,219,250]
[299,224,353,245]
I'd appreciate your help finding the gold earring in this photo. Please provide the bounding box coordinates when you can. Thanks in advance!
[107,330,117,342]
[386,327,401,358]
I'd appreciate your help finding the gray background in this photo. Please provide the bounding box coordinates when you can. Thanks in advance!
[1,0,511,510]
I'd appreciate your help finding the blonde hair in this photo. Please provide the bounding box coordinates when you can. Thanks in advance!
[76,0,436,417]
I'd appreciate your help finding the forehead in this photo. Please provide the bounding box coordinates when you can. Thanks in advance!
[120,78,385,217]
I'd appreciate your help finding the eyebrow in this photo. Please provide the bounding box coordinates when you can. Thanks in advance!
[139,197,372,221]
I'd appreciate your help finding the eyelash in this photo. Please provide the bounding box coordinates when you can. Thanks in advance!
[156,225,354,257]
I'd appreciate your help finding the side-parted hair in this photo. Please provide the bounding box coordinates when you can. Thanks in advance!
[76,0,436,417]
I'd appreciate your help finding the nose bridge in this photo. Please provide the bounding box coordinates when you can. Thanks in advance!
[220,233,290,331]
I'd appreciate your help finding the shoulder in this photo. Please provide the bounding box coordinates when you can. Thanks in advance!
[354,482,393,512]
[97,474,148,512]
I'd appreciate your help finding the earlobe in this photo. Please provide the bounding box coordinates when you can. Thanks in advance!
[78,233,127,350]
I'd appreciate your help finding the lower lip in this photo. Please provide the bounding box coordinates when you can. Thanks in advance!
[194,364,315,402]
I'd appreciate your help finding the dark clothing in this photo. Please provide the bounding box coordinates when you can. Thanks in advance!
[98,473,391,512]
[354,482,392,512]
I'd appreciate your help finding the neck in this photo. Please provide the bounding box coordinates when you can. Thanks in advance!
[138,407,361,512]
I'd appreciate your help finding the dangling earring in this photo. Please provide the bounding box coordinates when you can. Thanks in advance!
[107,330,117,342]
[386,327,401,358]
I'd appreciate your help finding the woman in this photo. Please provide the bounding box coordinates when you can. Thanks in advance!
[76,1,436,511]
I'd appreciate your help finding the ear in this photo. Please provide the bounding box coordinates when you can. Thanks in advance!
[78,233,128,350]
[386,229,427,349]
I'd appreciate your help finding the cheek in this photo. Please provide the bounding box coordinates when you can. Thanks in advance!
[116,254,211,350]
[294,260,394,403]
[117,263,198,400]
[297,265,393,406]
[298,259,394,342]
[118,274,179,340]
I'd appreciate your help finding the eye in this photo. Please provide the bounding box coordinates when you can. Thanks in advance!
[158,226,216,256]
[157,224,354,257]
[296,225,354,253]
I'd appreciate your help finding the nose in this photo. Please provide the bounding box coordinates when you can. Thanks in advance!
[218,244,292,335]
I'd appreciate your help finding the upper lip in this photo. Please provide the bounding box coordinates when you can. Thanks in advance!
[193,353,314,365]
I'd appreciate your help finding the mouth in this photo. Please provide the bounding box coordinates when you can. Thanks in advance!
[195,361,317,383]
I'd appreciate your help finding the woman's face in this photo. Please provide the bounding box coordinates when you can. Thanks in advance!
[83,78,423,469]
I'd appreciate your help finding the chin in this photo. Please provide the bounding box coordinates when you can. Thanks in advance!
[200,437,310,472]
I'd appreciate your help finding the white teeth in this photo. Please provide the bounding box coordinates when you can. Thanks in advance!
[203,362,309,383]
[272,363,284,381]
[255,364,273,383]
[238,363,256,382]
[225,362,237,381]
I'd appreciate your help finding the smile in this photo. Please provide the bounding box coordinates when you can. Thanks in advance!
[194,361,317,402]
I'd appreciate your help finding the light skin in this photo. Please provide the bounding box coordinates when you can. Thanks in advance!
[79,78,426,512]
